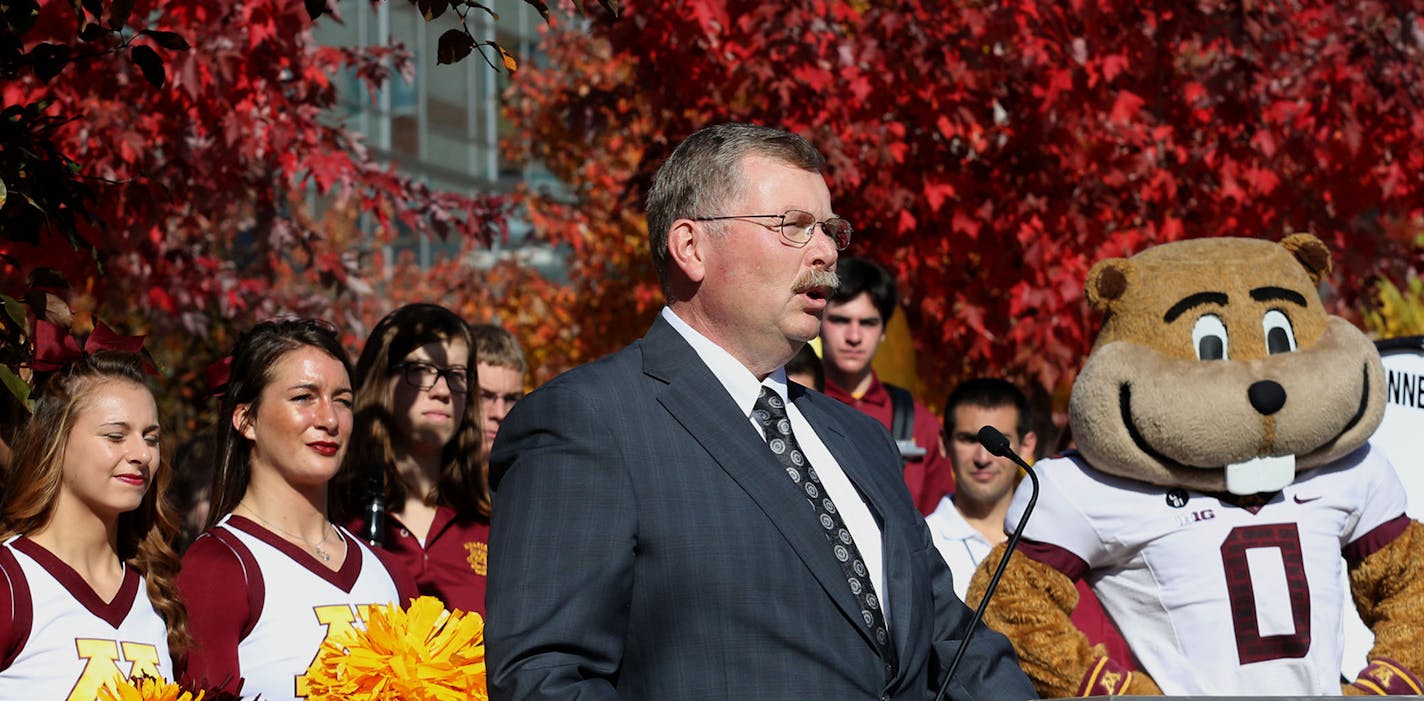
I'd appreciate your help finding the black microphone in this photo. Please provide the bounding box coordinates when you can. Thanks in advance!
[934,425,1041,701]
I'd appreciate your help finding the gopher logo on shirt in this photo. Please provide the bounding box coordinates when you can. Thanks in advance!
[464,542,487,576]
[67,639,162,701]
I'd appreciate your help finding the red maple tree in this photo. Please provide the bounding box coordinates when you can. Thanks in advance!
[0,0,574,429]
[505,0,1424,403]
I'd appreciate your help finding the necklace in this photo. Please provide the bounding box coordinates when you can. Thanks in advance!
[238,503,342,563]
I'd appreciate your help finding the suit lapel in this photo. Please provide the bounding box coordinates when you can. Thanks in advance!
[642,320,877,652]
[795,389,918,662]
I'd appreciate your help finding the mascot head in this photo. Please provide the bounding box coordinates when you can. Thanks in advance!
[1069,234,1386,495]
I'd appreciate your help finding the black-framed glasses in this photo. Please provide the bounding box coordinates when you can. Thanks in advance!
[691,209,852,250]
[391,361,469,394]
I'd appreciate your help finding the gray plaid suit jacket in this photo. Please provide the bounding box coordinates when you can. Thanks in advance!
[486,317,1035,701]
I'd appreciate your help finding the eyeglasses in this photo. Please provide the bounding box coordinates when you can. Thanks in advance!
[479,387,523,408]
[391,361,469,394]
[691,209,852,250]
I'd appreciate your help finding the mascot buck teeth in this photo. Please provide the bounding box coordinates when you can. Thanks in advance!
[969,234,1424,696]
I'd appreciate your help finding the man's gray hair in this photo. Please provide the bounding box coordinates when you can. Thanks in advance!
[646,123,826,291]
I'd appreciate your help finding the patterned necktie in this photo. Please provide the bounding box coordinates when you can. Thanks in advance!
[753,386,895,664]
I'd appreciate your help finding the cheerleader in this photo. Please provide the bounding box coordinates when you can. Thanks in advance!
[177,319,414,700]
[0,351,187,699]
[333,304,490,615]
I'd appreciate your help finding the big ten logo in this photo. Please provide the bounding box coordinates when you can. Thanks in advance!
[294,603,373,697]
[66,639,162,701]
[1178,509,1215,527]
[464,541,488,576]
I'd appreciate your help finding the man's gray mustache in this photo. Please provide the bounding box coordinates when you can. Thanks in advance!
[793,269,840,294]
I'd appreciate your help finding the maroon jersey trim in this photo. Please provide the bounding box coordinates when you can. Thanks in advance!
[225,516,364,593]
[11,536,137,629]
[0,545,33,671]
[1018,538,1089,581]
[206,527,265,641]
[1352,656,1424,695]
[1077,655,1135,696]
[1343,514,1409,568]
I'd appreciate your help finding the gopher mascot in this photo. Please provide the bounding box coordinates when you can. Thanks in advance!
[968,235,1424,696]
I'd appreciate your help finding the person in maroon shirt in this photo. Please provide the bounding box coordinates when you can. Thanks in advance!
[334,304,491,616]
[819,257,954,515]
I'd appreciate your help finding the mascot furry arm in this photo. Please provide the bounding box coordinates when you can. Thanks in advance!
[967,545,1162,697]
[968,234,1424,697]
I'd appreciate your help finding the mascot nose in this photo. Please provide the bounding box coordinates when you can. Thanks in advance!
[1247,380,1287,415]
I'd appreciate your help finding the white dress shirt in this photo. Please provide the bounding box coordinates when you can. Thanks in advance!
[661,307,889,621]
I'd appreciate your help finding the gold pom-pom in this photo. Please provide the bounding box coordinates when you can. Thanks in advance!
[302,595,488,701]
[96,675,205,701]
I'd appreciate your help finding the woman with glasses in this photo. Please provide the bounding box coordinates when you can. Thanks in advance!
[177,319,414,700]
[332,304,490,616]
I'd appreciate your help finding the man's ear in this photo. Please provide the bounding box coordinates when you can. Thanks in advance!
[666,219,707,284]
[233,403,256,442]
[1017,430,1038,464]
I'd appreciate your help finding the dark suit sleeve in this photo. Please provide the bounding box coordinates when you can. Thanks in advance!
[921,513,1039,701]
[486,382,635,701]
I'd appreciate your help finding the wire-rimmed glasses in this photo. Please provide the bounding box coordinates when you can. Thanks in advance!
[692,209,852,250]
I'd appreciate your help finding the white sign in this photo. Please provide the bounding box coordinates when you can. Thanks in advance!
[1341,337,1424,677]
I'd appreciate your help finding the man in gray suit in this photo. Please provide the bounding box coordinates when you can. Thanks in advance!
[486,123,1035,701]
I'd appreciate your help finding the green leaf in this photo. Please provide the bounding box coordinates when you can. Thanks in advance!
[130,44,165,86]
[0,177,6,210]
[436,29,475,65]
[0,365,30,410]
[139,29,190,51]
[0,294,24,329]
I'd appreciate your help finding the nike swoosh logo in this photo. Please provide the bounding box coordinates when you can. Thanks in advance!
[1294,495,1322,504]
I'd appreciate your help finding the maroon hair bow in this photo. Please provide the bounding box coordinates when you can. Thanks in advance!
[206,355,233,398]
[31,319,150,372]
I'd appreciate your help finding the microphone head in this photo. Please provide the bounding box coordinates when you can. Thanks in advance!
[976,425,1013,457]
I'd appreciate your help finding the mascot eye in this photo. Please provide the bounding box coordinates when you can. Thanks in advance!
[1262,309,1297,355]
[1192,314,1229,360]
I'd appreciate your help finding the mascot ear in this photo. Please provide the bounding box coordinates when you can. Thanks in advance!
[1085,258,1131,314]
[1280,233,1332,285]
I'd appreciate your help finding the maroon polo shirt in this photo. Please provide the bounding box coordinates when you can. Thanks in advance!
[350,505,490,617]
[823,373,955,516]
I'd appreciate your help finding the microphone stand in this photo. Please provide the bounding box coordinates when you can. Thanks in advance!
[934,425,1041,701]
[363,463,386,547]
